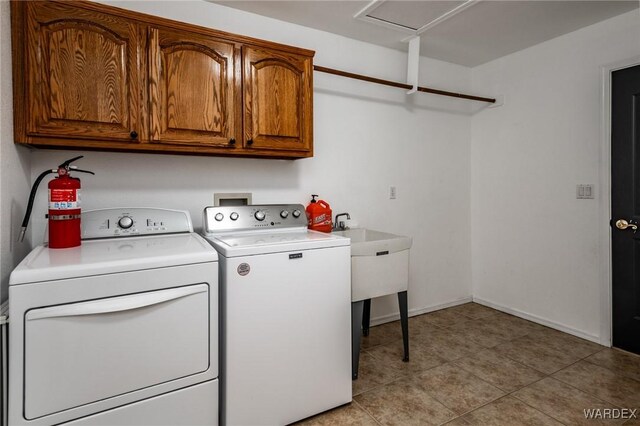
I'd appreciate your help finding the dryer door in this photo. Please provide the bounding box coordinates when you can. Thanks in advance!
[23,283,210,420]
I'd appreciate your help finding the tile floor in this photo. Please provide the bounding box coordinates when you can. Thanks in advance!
[297,303,640,425]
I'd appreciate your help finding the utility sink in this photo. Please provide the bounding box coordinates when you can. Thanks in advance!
[333,228,412,302]
[334,228,413,379]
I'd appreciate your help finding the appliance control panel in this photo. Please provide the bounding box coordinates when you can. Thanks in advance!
[203,204,307,233]
[81,208,194,239]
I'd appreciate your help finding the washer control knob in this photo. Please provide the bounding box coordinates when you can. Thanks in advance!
[118,216,133,229]
[280,210,289,219]
[230,212,239,221]
[214,213,224,222]
[292,209,302,218]
[254,210,266,221]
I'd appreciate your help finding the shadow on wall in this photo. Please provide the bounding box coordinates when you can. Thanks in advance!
[314,75,489,116]
[32,151,304,193]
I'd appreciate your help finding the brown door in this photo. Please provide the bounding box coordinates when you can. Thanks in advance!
[611,64,640,355]
[25,2,141,142]
[148,27,239,148]
[242,46,312,153]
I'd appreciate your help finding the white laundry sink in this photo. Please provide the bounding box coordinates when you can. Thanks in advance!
[333,228,412,302]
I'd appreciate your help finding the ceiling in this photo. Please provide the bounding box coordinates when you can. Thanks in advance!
[213,0,638,67]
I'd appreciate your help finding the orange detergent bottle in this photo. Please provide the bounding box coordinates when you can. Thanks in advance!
[305,194,333,233]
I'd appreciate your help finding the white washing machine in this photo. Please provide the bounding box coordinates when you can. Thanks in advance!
[8,208,219,426]
[201,204,352,426]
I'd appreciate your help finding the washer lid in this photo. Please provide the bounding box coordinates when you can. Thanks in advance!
[9,233,217,285]
[203,229,349,257]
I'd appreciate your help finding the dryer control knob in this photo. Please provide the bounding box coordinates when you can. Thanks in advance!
[255,211,266,221]
[230,212,239,221]
[118,216,133,229]
[292,209,302,218]
[280,210,289,219]
[215,213,224,221]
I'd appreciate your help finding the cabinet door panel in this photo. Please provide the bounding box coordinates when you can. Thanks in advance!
[25,2,140,142]
[149,27,238,147]
[243,47,312,153]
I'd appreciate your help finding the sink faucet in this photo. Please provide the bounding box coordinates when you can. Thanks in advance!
[334,213,351,230]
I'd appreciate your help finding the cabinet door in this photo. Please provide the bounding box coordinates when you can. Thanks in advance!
[24,1,141,142]
[243,47,312,153]
[149,27,239,148]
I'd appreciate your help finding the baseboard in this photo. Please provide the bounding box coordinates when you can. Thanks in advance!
[369,296,473,327]
[472,297,603,345]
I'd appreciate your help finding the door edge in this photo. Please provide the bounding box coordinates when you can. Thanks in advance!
[598,55,640,348]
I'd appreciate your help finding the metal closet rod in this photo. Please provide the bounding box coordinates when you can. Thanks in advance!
[313,65,496,104]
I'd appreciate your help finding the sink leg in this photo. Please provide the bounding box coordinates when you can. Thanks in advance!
[362,298,371,336]
[351,301,364,380]
[398,291,409,362]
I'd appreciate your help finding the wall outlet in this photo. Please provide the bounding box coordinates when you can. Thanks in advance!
[576,184,594,199]
[389,186,397,200]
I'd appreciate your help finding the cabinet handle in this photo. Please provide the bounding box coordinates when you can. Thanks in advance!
[247,139,254,146]
[130,131,138,140]
[229,138,236,146]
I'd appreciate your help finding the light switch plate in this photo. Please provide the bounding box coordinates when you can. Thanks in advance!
[576,184,595,199]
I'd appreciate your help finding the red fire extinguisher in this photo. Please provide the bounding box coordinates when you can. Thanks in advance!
[306,194,333,233]
[20,156,94,249]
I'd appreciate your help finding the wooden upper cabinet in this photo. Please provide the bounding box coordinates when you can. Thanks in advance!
[12,1,314,158]
[23,1,141,143]
[243,47,313,154]
[148,27,240,148]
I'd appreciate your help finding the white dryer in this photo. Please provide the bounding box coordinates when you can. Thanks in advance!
[8,208,219,426]
[202,204,352,426]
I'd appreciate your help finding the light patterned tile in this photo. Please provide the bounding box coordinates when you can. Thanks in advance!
[526,328,602,359]
[553,361,640,409]
[473,312,544,342]
[493,334,580,374]
[446,319,507,348]
[414,363,505,415]
[453,348,545,392]
[452,396,562,426]
[360,321,403,350]
[367,339,446,376]
[445,417,472,425]
[586,349,640,382]
[353,351,403,396]
[447,303,498,320]
[295,402,379,426]
[419,308,471,328]
[513,377,624,425]
[623,414,640,425]
[418,328,486,362]
[355,377,457,426]
[409,317,444,341]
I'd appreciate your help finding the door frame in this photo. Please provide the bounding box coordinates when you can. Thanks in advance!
[598,56,640,347]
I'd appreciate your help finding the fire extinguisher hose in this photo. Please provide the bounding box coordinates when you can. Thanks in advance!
[18,169,56,242]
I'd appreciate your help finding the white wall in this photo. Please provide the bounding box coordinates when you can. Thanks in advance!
[21,1,473,321]
[3,0,635,337]
[0,0,32,304]
[470,10,640,343]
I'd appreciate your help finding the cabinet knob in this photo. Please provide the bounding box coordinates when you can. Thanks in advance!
[247,139,254,146]
[130,131,138,140]
[229,138,236,146]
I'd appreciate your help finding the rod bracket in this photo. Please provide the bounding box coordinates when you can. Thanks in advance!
[406,36,421,94]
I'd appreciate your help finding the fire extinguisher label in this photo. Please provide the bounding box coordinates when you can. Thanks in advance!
[49,189,81,210]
